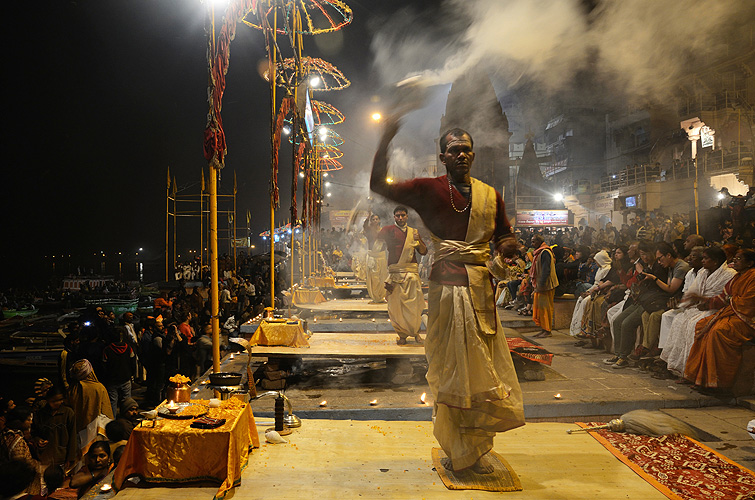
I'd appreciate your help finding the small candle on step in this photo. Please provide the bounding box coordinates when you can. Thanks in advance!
[369,399,378,406]
[420,393,427,404]
[100,484,112,492]
[319,400,327,407]
[554,393,562,399]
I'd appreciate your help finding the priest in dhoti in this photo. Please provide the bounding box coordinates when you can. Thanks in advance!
[364,213,388,303]
[378,206,428,345]
[371,119,524,474]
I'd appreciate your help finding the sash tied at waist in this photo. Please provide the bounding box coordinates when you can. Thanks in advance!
[388,262,419,274]
[433,239,490,266]
[431,237,497,336]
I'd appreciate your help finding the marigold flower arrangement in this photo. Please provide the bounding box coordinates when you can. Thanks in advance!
[169,374,191,385]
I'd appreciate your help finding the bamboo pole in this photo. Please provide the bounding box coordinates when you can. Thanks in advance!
[165,167,170,282]
[269,6,278,311]
[233,171,237,274]
[200,168,204,269]
[209,5,220,375]
[173,177,177,273]
[209,166,220,374]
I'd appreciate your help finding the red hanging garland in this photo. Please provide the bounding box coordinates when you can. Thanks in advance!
[204,0,257,168]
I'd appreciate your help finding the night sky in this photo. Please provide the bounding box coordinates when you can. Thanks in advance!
[5,0,749,288]
[1,0,440,287]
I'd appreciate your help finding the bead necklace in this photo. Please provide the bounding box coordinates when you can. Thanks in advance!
[448,178,471,213]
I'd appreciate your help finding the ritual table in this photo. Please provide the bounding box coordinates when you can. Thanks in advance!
[309,276,337,288]
[293,288,327,305]
[112,399,259,499]
[248,319,310,347]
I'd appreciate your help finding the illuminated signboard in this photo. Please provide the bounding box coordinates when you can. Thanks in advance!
[516,210,570,227]
[700,125,715,149]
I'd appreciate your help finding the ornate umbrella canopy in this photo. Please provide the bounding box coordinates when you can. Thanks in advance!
[318,156,343,172]
[315,126,344,147]
[243,0,352,35]
[298,147,343,172]
[311,99,344,126]
[286,124,343,147]
[282,99,344,133]
[279,56,350,91]
[317,145,343,160]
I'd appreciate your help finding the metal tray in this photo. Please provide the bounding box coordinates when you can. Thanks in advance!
[157,402,209,420]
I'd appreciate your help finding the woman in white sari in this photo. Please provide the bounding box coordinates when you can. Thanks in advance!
[570,249,613,339]
[660,246,735,378]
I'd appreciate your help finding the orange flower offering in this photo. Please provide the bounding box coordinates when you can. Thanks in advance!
[169,374,191,385]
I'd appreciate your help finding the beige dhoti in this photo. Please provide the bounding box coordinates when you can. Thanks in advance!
[426,179,524,471]
[366,243,388,303]
[386,227,425,340]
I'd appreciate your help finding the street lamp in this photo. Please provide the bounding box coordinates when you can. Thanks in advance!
[680,117,704,233]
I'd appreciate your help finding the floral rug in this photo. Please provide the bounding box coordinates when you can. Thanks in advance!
[578,423,755,500]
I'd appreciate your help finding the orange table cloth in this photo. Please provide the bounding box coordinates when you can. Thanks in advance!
[293,288,327,305]
[113,399,260,500]
[248,319,310,347]
[309,276,337,288]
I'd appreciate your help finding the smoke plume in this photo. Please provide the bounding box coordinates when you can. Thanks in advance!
[371,0,755,101]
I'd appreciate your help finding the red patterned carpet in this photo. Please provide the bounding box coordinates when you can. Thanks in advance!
[578,423,755,500]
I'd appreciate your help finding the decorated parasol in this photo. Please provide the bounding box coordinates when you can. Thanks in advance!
[242,0,352,35]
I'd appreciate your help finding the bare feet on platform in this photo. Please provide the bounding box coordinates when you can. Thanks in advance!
[396,337,407,346]
[441,454,495,474]
[532,330,552,338]
[413,335,423,345]
[471,454,495,474]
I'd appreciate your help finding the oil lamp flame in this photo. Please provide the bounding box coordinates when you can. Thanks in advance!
[554,393,562,399]
[319,400,327,407]
[420,393,426,404]
[369,399,378,406]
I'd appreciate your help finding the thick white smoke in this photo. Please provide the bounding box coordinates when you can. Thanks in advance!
[371,0,754,101]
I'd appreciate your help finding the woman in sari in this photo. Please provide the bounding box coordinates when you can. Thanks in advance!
[660,246,735,379]
[576,247,631,348]
[684,249,755,391]
[67,359,114,458]
[570,249,613,340]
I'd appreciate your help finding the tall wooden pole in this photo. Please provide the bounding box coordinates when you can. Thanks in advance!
[209,166,220,374]
[172,177,177,273]
[233,172,237,274]
[200,168,204,270]
[268,7,278,311]
[165,167,170,282]
[209,6,220,375]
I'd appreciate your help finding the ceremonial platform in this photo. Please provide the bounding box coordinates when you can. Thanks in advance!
[296,298,389,313]
[108,420,674,499]
[250,332,424,358]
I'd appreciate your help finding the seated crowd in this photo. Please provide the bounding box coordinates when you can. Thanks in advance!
[496,217,754,396]
[0,258,290,497]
